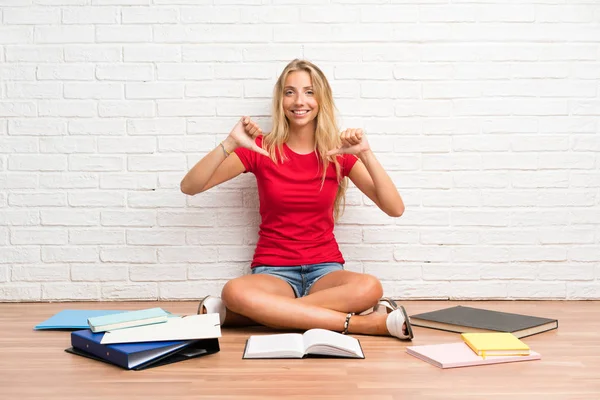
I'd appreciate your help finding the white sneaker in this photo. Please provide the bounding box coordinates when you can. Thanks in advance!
[385,306,414,340]
[197,295,226,325]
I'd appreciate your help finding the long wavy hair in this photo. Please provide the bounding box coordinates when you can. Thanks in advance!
[263,59,348,221]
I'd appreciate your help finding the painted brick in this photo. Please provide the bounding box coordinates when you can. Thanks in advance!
[64,45,122,62]
[42,283,99,301]
[6,46,62,62]
[100,173,156,190]
[9,193,66,207]
[12,265,69,281]
[39,173,98,189]
[158,281,223,300]
[64,83,123,100]
[69,119,126,135]
[188,263,245,280]
[101,211,156,227]
[8,119,66,136]
[69,229,125,245]
[0,285,41,301]
[68,192,125,207]
[71,264,128,282]
[41,210,99,226]
[42,247,99,263]
[69,155,123,171]
[158,247,218,263]
[101,284,158,300]
[100,246,157,263]
[130,265,187,281]
[62,7,119,24]
[40,137,96,153]
[126,229,186,245]
[38,100,96,117]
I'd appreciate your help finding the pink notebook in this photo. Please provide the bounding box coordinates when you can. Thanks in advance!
[407,342,541,369]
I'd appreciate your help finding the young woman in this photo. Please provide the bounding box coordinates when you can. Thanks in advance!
[180,59,413,340]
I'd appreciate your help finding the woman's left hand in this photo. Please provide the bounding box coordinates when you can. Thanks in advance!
[327,128,371,156]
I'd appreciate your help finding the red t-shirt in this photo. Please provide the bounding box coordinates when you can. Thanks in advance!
[235,136,359,268]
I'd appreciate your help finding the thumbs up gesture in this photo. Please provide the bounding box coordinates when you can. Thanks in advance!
[228,116,269,157]
[327,128,370,156]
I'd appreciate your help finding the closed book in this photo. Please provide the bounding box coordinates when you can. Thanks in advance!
[461,332,530,357]
[410,306,558,338]
[87,307,169,333]
[67,329,220,370]
[407,342,541,369]
[35,310,123,330]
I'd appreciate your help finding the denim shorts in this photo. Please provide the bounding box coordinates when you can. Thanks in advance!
[251,262,344,298]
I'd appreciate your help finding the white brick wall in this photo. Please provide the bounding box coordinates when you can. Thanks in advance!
[1,1,599,302]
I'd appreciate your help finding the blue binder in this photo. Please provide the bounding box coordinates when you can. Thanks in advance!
[66,329,220,370]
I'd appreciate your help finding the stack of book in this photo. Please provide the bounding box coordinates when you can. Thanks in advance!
[405,306,557,369]
[407,332,540,369]
[37,308,221,370]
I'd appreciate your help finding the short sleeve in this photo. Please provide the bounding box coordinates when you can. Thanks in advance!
[233,136,264,173]
[339,154,359,177]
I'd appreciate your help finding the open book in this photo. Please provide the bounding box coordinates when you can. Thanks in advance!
[243,329,364,359]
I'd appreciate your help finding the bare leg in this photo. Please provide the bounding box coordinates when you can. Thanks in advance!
[220,309,255,327]
[204,271,373,325]
[302,270,409,336]
[216,271,378,324]
[221,274,392,336]
[299,270,383,313]
[209,274,296,327]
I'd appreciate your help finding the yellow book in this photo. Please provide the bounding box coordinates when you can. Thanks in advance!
[461,332,530,358]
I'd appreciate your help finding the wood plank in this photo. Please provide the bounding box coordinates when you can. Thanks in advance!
[1,301,599,399]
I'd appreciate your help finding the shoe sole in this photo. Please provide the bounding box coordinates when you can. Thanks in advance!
[380,297,398,310]
[197,295,210,315]
[398,305,414,340]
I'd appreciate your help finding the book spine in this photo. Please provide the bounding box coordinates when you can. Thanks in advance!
[71,333,129,369]
[461,339,481,356]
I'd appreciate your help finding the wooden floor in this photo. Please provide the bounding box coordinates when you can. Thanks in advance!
[1,301,599,400]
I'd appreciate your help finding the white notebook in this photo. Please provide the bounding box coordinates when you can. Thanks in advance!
[243,329,364,359]
[100,313,221,344]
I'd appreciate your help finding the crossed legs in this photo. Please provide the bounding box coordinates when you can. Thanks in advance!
[212,270,405,337]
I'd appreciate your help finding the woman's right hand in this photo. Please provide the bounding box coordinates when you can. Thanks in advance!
[226,116,269,157]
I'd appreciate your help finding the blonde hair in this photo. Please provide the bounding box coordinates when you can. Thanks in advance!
[263,59,348,221]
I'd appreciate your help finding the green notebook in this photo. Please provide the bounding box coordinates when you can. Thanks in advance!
[87,307,169,333]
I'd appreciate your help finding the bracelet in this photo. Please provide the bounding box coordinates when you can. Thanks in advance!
[219,141,231,157]
[342,312,354,335]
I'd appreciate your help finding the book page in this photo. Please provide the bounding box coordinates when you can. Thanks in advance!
[302,329,363,358]
[128,342,189,368]
[244,334,304,358]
